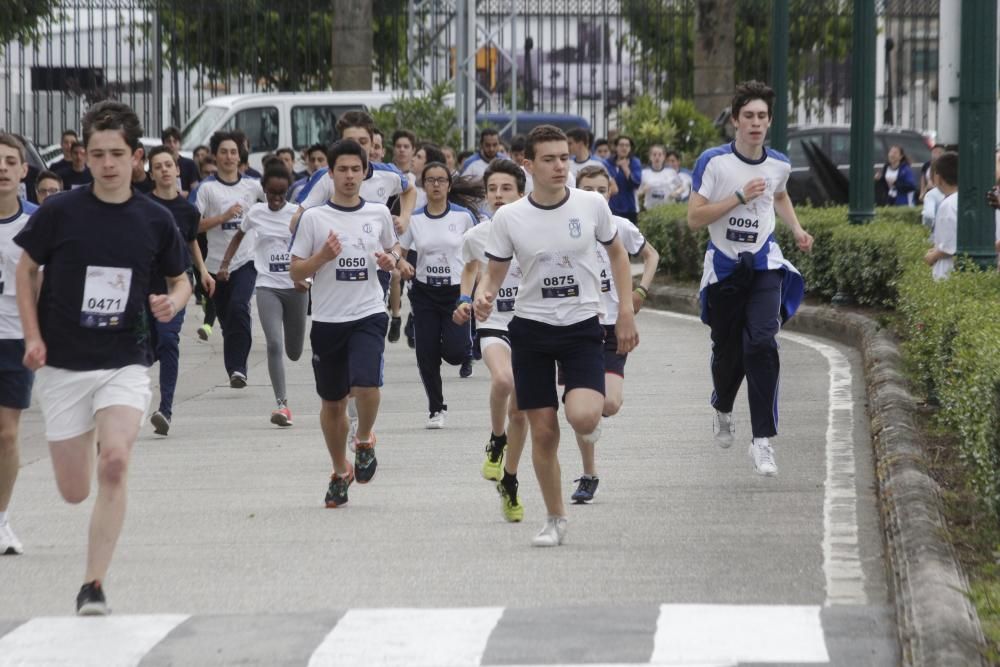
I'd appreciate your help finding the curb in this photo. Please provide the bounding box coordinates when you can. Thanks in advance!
[646,284,987,667]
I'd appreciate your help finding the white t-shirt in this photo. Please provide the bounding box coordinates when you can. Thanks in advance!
[399,203,476,287]
[922,187,945,230]
[459,152,494,181]
[195,175,265,273]
[297,162,408,209]
[241,202,297,290]
[462,220,523,331]
[932,192,957,281]
[596,216,647,324]
[486,187,616,327]
[692,142,791,259]
[568,154,609,178]
[289,201,397,323]
[641,167,679,209]
[0,201,36,338]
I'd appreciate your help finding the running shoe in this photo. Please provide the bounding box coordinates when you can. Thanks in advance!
[713,410,735,448]
[150,411,170,436]
[388,316,402,343]
[481,440,505,481]
[531,516,568,547]
[354,434,378,484]
[497,479,524,522]
[76,581,109,616]
[571,475,600,503]
[0,521,23,555]
[426,410,446,429]
[459,358,474,378]
[271,406,293,427]
[197,323,212,341]
[750,439,778,476]
[325,466,355,508]
[229,371,247,389]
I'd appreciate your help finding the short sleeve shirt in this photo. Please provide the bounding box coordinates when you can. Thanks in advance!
[463,219,522,331]
[195,174,265,273]
[297,162,409,209]
[596,216,646,324]
[0,200,37,339]
[241,202,297,290]
[692,142,791,259]
[399,203,476,287]
[14,188,187,370]
[932,192,958,281]
[147,192,199,293]
[641,167,679,209]
[485,187,616,326]
[289,200,397,323]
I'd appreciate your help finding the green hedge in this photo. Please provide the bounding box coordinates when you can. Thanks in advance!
[639,203,1000,516]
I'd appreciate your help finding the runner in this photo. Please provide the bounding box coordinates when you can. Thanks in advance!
[0,134,36,555]
[289,139,403,506]
[474,125,639,546]
[687,80,813,477]
[566,128,609,177]
[218,163,307,427]
[638,144,677,211]
[459,128,504,181]
[397,162,481,428]
[453,158,528,521]
[570,165,659,503]
[14,100,191,613]
[196,131,265,388]
[146,145,216,435]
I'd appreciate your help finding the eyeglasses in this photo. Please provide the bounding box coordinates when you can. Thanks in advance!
[37,187,61,195]
[424,177,450,186]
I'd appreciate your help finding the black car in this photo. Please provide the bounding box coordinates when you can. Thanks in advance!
[784,125,933,206]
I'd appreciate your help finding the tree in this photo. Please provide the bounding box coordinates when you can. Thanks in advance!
[332,0,373,90]
[693,0,736,119]
[371,83,461,160]
[0,0,62,55]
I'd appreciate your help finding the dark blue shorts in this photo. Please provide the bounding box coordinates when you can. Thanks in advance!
[0,339,33,410]
[508,316,605,410]
[310,313,389,401]
[603,324,628,377]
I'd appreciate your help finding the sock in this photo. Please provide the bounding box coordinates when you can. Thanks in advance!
[501,470,518,497]
[753,437,770,447]
[0,511,7,525]
[347,398,358,421]
[490,432,507,447]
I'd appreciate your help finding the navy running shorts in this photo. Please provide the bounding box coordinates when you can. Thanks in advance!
[310,313,389,401]
[507,315,605,410]
[0,339,33,410]
[603,324,628,377]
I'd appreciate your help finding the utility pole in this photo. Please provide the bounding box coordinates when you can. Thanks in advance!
[331,0,373,90]
[769,0,789,154]
[847,0,876,225]
[957,0,998,265]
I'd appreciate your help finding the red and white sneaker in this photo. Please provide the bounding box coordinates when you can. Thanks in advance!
[271,405,293,427]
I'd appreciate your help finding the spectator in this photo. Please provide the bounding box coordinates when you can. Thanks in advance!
[638,144,677,210]
[664,150,693,202]
[921,158,945,230]
[594,138,611,161]
[876,144,917,206]
[161,126,200,194]
[48,129,78,175]
[919,143,945,203]
[923,151,958,280]
[61,142,93,190]
[34,170,63,205]
[606,135,642,223]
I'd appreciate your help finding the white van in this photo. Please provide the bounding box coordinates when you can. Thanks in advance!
[178,91,401,171]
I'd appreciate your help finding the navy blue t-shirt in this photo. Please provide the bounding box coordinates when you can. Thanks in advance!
[177,156,200,192]
[15,187,188,371]
[61,168,93,191]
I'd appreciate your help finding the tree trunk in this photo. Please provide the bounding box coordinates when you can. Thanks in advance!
[331,0,373,90]
[693,0,736,120]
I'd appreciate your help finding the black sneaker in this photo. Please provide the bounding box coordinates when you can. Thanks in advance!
[76,580,109,616]
[571,476,599,504]
[387,316,402,343]
[355,436,378,484]
[459,358,473,378]
[325,468,354,508]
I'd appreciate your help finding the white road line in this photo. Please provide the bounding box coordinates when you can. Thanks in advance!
[307,607,504,667]
[643,309,867,606]
[0,615,188,667]
[650,604,829,664]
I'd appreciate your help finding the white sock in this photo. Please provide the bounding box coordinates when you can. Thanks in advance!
[347,397,358,421]
[753,437,770,447]
[0,511,7,526]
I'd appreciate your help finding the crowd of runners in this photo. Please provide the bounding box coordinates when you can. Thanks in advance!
[0,80,814,615]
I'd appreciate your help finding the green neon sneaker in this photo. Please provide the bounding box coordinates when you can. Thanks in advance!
[481,439,505,481]
[497,478,524,523]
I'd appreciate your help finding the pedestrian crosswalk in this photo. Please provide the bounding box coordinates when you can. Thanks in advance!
[0,603,886,666]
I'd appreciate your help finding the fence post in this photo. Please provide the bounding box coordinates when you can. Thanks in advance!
[847,0,876,226]
[769,0,789,155]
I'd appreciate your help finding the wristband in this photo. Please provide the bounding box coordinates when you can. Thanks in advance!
[634,285,648,299]
[735,189,747,205]
[457,295,473,306]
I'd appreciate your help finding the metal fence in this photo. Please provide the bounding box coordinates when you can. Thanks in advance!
[1,0,941,149]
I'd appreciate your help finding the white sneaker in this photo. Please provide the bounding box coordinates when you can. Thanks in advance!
[0,521,24,555]
[713,410,735,448]
[578,418,602,446]
[426,410,447,429]
[749,438,778,476]
[531,516,568,547]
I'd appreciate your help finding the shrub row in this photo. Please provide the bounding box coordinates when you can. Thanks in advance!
[639,203,1000,515]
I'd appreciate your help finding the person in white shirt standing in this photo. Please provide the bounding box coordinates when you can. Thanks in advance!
[638,144,678,210]
[923,151,959,281]
[0,134,36,556]
[219,164,308,426]
[687,80,814,478]
[475,125,639,547]
[290,140,404,508]
[196,131,266,388]
[566,127,609,178]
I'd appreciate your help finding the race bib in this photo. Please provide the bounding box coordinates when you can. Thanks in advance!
[600,269,611,293]
[726,215,760,244]
[425,263,451,287]
[541,274,578,299]
[221,201,244,230]
[335,255,369,282]
[649,189,666,202]
[497,285,517,312]
[81,266,132,329]
[268,240,290,273]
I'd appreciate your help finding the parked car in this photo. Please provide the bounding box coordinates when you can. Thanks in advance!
[178,91,402,172]
[785,124,933,205]
[477,112,589,141]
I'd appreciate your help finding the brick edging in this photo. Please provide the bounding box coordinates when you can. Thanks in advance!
[646,284,987,667]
